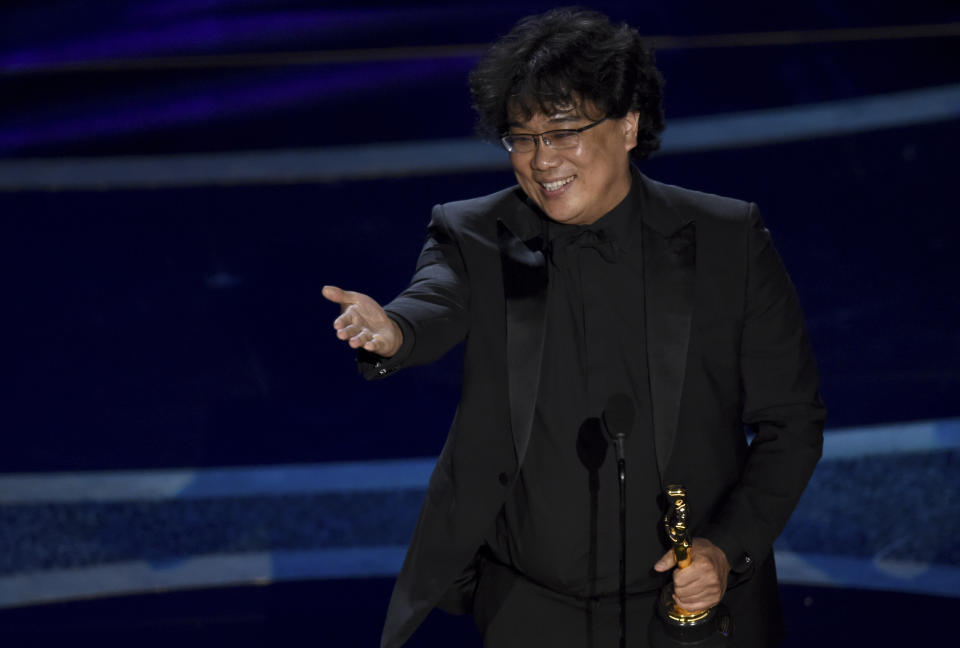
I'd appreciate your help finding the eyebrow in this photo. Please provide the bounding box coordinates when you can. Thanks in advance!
[507,113,581,129]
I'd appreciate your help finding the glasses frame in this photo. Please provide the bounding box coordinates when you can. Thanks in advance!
[500,117,608,153]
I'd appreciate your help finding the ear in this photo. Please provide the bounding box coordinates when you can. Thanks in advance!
[622,111,641,152]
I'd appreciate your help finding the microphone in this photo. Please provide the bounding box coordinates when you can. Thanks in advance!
[602,393,634,460]
[602,394,635,648]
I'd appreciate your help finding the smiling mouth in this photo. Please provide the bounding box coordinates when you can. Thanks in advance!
[539,176,575,192]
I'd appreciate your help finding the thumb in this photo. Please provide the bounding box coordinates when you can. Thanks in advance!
[654,549,676,572]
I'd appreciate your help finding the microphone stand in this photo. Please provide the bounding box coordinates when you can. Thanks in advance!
[602,394,633,648]
[615,435,627,648]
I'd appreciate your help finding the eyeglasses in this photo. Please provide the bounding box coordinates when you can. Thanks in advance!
[500,118,608,153]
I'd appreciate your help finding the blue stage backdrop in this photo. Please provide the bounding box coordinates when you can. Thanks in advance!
[1,1,958,645]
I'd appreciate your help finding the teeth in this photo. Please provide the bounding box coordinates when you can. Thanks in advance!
[541,177,574,191]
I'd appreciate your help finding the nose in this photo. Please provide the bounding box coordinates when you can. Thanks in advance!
[530,138,561,171]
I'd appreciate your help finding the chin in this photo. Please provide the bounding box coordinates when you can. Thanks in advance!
[547,208,587,225]
[542,209,569,224]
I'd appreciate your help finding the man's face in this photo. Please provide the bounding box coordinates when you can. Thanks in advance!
[507,104,639,226]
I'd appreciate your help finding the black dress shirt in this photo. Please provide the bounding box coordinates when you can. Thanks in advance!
[487,174,668,598]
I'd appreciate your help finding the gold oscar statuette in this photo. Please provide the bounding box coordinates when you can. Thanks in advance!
[650,485,732,647]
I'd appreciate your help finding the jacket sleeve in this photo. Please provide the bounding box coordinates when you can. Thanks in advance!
[702,203,826,583]
[358,203,470,380]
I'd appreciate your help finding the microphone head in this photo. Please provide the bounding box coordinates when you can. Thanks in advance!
[602,393,634,441]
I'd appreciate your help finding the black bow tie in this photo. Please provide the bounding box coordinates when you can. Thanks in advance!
[549,228,619,265]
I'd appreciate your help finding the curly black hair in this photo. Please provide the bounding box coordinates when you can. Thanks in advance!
[469,7,665,160]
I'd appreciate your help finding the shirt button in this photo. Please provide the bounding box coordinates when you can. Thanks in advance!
[498,472,510,486]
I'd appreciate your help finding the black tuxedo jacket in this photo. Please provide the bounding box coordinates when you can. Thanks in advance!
[364,171,825,647]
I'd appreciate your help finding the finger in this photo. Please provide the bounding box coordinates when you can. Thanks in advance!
[673,572,720,595]
[349,336,366,349]
[653,549,675,572]
[333,305,366,330]
[350,327,391,351]
[337,325,374,349]
[673,579,722,609]
[673,574,697,597]
[353,333,389,354]
[322,285,345,303]
[336,323,364,340]
[674,561,718,589]
[674,575,720,599]
[676,583,723,609]
[673,592,716,614]
[672,562,702,587]
[362,336,384,353]
[333,311,352,330]
[322,285,364,306]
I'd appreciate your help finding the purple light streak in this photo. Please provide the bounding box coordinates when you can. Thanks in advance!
[2,9,419,71]
[0,57,474,154]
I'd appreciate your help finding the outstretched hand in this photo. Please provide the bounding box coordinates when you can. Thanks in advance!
[322,285,403,357]
[653,537,730,612]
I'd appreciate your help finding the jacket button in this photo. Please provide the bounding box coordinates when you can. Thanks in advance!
[498,472,509,486]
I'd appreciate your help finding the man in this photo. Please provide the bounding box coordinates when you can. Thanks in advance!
[324,8,825,647]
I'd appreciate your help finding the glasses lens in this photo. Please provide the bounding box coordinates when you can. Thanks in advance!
[545,130,579,149]
[507,135,536,153]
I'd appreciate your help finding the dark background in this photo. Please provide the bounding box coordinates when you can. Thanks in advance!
[1,1,958,645]
[2,1,958,472]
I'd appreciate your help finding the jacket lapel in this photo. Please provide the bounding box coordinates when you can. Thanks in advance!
[640,176,697,482]
[497,195,548,466]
